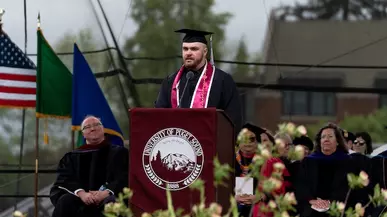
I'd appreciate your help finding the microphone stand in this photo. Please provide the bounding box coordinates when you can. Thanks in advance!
[178,76,193,108]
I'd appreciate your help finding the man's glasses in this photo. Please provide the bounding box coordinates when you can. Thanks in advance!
[82,122,102,131]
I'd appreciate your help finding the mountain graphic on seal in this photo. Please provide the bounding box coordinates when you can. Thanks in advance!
[151,150,195,182]
[162,153,195,173]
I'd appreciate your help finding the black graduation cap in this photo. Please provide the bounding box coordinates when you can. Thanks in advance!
[242,123,275,144]
[293,135,314,151]
[175,28,213,45]
[175,28,215,65]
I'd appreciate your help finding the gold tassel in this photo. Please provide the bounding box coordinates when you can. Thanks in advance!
[43,119,49,145]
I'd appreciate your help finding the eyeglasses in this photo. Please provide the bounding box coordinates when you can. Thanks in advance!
[285,143,293,148]
[82,122,102,131]
[354,140,365,146]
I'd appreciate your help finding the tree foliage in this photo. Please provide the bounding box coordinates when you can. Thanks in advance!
[123,0,232,107]
[230,36,261,83]
[306,108,387,144]
[275,0,387,21]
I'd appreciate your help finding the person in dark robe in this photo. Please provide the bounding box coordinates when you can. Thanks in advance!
[295,123,355,217]
[345,131,374,216]
[50,116,129,217]
[154,29,243,133]
[235,123,275,217]
[369,150,387,217]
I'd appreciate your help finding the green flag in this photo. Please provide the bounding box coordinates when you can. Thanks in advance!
[76,130,83,147]
[36,28,72,118]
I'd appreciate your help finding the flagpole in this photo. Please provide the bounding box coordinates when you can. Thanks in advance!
[15,0,28,210]
[71,130,75,150]
[34,13,40,217]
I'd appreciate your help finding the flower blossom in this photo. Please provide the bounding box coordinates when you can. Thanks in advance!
[296,125,307,135]
[359,171,369,187]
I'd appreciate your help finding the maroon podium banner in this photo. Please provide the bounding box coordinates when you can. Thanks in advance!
[129,108,218,214]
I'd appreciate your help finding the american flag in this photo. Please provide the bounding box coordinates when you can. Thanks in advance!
[0,30,36,108]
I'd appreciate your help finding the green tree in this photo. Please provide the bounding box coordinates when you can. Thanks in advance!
[124,0,232,107]
[230,36,250,82]
[275,0,387,21]
[306,108,387,144]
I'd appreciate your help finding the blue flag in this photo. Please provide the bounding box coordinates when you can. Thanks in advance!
[71,43,124,146]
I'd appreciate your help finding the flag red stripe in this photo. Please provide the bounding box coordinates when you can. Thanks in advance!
[0,73,36,82]
[0,86,36,94]
[0,99,35,107]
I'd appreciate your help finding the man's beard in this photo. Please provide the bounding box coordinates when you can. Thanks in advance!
[184,57,204,69]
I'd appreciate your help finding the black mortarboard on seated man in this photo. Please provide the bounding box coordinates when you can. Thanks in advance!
[175,28,215,65]
[242,123,275,145]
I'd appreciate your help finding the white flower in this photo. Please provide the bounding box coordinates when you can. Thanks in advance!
[209,203,222,214]
[141,213,152,217]
[253,155,262,162]
[355,203,365,216]
[359,171,369,187]
[123,187,131,194]
[296,125,307,135]
[260,149,271,159]
[13,211,23,217]
[241,128,248,134]
[381,189,387,200]
[284,192,297,205]
[268,200,277,209]
[268,177,282,190]
[295,145,305,160]
[286,122,296,133]
[336,202,345,211]
[275,138,285,149]
[112,202,122,213]
[281,211,290,217]
[273,162,285,171]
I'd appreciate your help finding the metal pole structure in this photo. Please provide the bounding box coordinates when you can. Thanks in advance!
[14,0,28,210]
[34,13,41,217]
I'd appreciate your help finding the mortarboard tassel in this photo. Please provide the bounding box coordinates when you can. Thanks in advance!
[43,119,49,145]
[209,35,215,66]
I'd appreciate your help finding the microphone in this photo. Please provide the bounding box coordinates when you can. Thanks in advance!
[178,71,194,108]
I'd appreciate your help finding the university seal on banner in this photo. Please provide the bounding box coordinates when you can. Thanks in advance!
[142,128,204,191]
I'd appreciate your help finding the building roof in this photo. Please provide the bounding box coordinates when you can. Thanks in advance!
[260,15,387,88]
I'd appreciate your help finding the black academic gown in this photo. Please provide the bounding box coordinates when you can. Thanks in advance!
[155,65,243,134]
[347,153,373,215]
[295,151,354,217]
[369,151,387,217]
[50,143,129,217]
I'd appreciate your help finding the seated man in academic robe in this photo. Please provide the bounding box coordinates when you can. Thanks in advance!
[49,115,129,217]
[154,29,243,133]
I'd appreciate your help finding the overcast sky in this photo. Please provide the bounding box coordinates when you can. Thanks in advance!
[1,0,306,60]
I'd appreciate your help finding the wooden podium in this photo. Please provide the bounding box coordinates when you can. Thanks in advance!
[128,108,235,215]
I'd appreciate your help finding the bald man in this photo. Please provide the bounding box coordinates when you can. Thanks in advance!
[50,115,129,217]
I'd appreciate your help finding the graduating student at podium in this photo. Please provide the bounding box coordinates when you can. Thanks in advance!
[49,116,129,217]
[155,28,243,132]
